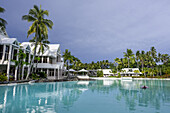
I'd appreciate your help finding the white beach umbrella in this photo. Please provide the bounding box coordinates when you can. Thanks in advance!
[78,69,88,72]
[68,69,76,72]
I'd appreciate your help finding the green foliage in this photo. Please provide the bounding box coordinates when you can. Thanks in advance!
[97,70,103,77]
[117,73,121,78]
[134,70,140,73]
[12,49,29,80]
[37,72,47,78]
[0,6,7,28]
[30,72,47,80]
[30,73,39,80]
[0,73,7,82]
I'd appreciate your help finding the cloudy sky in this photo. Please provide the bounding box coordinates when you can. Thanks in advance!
[1,0,170,63]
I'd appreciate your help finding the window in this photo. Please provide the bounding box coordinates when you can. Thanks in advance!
[129,69,133,72]
[49,57,52,64]
[4,45,9,60]
[43,56,48,63]
[49,69,54,76]
[0,45,3,59]
[13,49,17,60]
[42,69,47,74]
[38,56,42,63]
[25,53,29,62]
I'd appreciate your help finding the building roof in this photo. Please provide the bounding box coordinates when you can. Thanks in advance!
[121,68,142,74]
[20,43,31,51]
[21,42,60,58]
[98,69,113,75]
[0,35,19,46]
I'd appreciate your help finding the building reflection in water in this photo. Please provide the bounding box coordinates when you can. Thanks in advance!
[0,80,170,113]
[0,82,87,113]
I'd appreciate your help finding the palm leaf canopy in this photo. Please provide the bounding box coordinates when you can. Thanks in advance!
[22,5,53,38]
[0,6,7,28]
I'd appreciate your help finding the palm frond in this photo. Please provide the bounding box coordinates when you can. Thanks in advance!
[0,7,5,13]
[22,15,36,22]
[42,10,49,16]
[43,19,53,29]
[27,22,36,37]
[29,8,38,18]
[33,5,40,13]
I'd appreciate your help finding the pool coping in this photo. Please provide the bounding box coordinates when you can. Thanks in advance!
[90,77,170,80]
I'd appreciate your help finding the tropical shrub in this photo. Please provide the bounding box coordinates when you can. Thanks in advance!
[0,73,7,81]
[30,73,39,80]
[97,70,103,77]
[117,73,121,78]
[37,72,47,78]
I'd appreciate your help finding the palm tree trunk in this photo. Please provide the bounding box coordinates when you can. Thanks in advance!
[18,64,21,80]
[35,54,40,72]
[157,66,158,76]
[26,25,39,80]
[160,68,162,76]
[128,58,129,68]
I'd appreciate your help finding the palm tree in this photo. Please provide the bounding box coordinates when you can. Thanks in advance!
[123,49,134,68]
[161,54,169,64]
[12,49,29,80]
[22,5,53,80]
[157,53,162,75]
[114,58,121,73]
[63,49,73,77]
[30,35,50,72]
[136,51,140,68]
[0,6,7,28]
[140,51,145,75]
[150,47,157,60]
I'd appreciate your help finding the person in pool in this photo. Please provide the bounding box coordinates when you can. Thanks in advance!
[142,85,148,89]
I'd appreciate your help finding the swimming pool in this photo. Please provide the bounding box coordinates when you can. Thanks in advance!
[0,80,170,113]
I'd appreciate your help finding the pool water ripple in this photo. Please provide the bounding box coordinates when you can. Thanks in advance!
[0,80,170,113]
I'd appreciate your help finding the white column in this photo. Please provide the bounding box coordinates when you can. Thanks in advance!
[47,57,50,63]
[7,45,12,81]
[14,49,19,81]
[42,56,43,63]
[47,69,49,77]
[54,69,56,79]
[27,53,31,76]
[60,66,63,78]
[58,68,59,80]
[21,50,26,80]
[1,44,6,63]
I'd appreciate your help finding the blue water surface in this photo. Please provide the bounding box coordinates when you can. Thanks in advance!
[0,80,170,113]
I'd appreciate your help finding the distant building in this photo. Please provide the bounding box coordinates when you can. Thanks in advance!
[0,27,64,81]
[98,69,113,77]
[120,68,142,76]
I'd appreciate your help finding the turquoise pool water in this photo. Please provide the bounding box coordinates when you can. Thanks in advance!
[0,80,170,113]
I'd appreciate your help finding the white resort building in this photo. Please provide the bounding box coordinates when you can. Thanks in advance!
[0,27,64,81]
[99,69,113,77]
[120,68,142,76]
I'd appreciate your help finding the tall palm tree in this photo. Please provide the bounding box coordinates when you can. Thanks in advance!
[22,5,53,80]
[30,35,50,72]
[0,6,7,28]
[161,54,169,64]
[157,53,162,75]
[114,58,121,73]
[136,51,140,68]
[150,47,157,60]
[123,49,134,68]
[63,49,73,77]
[140,51,145,74]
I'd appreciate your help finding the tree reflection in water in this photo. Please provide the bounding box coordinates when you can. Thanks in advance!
[0,80,170,113]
